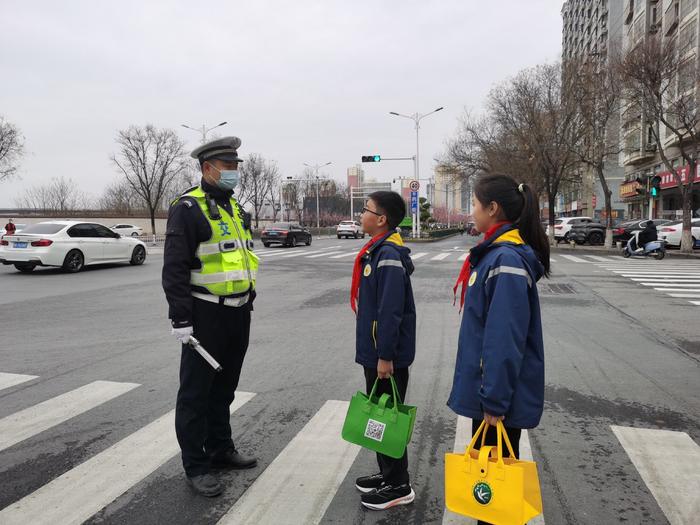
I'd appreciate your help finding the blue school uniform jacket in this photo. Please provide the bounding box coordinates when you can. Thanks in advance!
[355,232,416,369]
[447,224,545,429]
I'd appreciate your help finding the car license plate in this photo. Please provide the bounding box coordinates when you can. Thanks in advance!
[13,242,28,248]
[269,232,278,236]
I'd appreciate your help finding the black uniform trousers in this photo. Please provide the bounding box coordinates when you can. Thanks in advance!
[175,298,251,477]
[363,367,410,485]
[471,419,523,525]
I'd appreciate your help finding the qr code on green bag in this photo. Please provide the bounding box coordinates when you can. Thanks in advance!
[364,419,386,442]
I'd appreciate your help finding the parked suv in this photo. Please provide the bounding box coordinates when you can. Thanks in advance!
[547,217,593,243]
[337,220,365,239]
[570,221,606,245]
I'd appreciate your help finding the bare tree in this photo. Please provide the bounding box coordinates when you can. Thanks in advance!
[0,116,25,181]
[570,53,624,247]
[111,125,188,234]
[281,181,302,221]
[237,153,278,229]
[619,34,699,253]
[99,179,144,215]
[16,177,90,213]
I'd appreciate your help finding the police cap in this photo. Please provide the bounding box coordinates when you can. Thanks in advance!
[190,136,244,163]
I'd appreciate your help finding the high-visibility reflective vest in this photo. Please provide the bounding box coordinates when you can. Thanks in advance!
[176,186,259,297]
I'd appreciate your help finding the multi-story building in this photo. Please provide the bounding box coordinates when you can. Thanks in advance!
[346,166,364,192]
[619,0,700,220]
[429,165,471,222]
[561,0,627,222]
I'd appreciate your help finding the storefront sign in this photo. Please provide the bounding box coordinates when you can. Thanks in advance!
[659,164,700,189]
[620,180,642,198]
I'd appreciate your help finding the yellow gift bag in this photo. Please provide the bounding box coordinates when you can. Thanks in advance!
[445,420,543,525]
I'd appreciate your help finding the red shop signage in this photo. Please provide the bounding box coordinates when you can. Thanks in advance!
[659,164,700,189]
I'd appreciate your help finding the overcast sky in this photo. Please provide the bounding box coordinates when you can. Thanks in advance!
[0,1,563,208]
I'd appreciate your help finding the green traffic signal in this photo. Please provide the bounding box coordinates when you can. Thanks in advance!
[651,187,658,197]
[361,155,382,163]
[373,155,381,162]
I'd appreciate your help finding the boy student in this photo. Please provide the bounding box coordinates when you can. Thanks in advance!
[350,191,417,511]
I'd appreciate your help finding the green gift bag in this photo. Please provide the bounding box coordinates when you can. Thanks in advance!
[341,376,417,459]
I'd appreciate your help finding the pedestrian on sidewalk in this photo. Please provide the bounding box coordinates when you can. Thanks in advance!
[4,218,16,236]
[449,174,550,525]
[350,191,417,511]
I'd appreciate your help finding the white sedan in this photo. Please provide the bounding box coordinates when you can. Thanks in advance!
[658,219,700,248]
[0,221,147,273]
[110,223,144,237]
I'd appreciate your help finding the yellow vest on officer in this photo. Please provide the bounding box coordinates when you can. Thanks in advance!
[175,186,259,298]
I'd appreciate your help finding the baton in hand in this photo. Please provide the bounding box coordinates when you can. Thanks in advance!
[188,336,222,372]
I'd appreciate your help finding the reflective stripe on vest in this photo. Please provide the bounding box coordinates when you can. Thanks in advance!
[177,186,259,297]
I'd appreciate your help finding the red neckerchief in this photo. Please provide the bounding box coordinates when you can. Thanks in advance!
[453,221,510,311]
[350,232,389,313]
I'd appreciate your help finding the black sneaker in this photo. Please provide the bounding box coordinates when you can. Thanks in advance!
[355,473,384,493]
[361,482,415,510]
[185,473,222,497]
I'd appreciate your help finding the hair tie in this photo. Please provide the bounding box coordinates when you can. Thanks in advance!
[518,183,525,194]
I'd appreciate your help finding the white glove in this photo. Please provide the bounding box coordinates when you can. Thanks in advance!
[171,326,193,344]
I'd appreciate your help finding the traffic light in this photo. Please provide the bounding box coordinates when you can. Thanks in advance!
[650,175,662,197]
[361,155,381,162]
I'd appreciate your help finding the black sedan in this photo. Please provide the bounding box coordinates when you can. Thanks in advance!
[261,223,312,247]
[612,219,673,243]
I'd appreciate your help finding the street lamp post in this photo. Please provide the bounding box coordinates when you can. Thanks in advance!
[303,162,332,229]
[389,107,444,238]
[181,121,228,144]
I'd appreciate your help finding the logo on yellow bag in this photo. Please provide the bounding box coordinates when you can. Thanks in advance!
[473,481,493,505]
[468,271,478,287]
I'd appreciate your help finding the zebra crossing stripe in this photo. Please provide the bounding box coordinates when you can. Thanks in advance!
[276,246,342,258]
[0,372,38,392]
[431,253,451,261]
[441,416,544,524]
[641,282,700,288]
[411,253,428,260]
[632,279,700,283]
[691,301,700,306]
[558,254,588,263]
[584,255,613,262]
[653,288,700,292]
[612,425,700,525]
[458,253,468,261]
[0,380,139,453]
[306,251,343,259]
[667,293,700,298]
[217,400,360,525]
[329,251,357,259]
[0,392,256,525]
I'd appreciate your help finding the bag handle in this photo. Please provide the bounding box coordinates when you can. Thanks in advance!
[496,420,517,460]
[365,377,401,418]
[465,420,517,461]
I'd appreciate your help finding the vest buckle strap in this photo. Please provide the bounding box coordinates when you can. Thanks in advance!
[192,291,249,307]
[219,240,241,252]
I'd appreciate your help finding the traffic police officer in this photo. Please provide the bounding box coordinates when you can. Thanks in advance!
[162,136,259,497]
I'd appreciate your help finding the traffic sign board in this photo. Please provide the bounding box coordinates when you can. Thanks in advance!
[409,180,420,191]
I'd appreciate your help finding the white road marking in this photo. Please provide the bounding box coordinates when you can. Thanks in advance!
[277,246,343,258]
[691,301,700,306]
[652,288,700,292]
[458,253,468,261]
[584,255,612,262]
[431,253,452,261]
[632,279,700,283]
[306,251,343,259]
[411,253,429,260]
[666,293,700,298]
[558,254,589,263]
[328,251,358,259]
[0,392,256,525]
[217,400,360,525]
[0,372,38,392]
[0,381,139,453]
[641,282,700,288]
[612,425,700,525]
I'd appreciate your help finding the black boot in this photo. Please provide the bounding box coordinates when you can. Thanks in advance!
[210,447,258,470]
[186,473,222,497]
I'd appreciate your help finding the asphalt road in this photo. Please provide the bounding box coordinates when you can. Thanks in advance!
[0,235,698,524]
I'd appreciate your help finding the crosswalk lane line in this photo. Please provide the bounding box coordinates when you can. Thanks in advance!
[329,251,357,259]
[411,253,429,260]
[612,425,700,525]
[667,293,700,298]
[442,416,544,524]
[217,400,360,525]
[691,301,700,306]
[0,392,255,525]
[632,279,700,283]
[0,380,139,453]
[584,255,612,262]
[640,283,700,287]
[0,372,38,392]
[558,254,589,263]
[653,288,700,292]
[306,251,343,259]
[431,253,452,261]
[458,253,468,261]
[277,246,343,259]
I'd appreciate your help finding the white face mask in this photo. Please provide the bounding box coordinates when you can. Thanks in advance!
[209,163,240,190]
